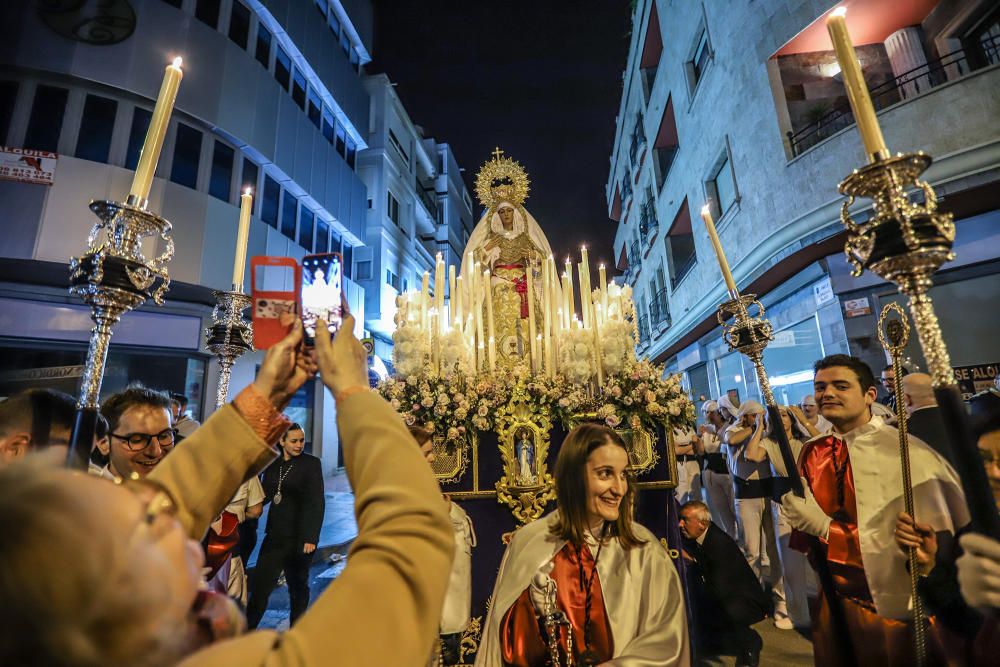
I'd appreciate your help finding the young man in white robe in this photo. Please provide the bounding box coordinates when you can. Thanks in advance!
[781,354,968,665]
[477,423,689,666]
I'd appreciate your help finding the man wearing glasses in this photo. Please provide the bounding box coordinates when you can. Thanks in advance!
[92,384,175,480]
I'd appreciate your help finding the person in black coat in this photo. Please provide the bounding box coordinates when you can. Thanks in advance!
[680,501,769,667]
[902,373,954,466]
[246,423,326,628]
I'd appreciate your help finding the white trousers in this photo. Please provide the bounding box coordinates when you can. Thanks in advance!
[674,459,702,505]
[774,503,813,627]
[734,496,788,621]
[701,469,737,539]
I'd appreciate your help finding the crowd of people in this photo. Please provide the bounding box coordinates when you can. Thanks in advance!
[1,311,1000,666]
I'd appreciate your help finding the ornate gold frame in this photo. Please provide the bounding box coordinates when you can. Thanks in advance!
[430,431,473,485]
[494,386,555,524]
[567,414,671,480]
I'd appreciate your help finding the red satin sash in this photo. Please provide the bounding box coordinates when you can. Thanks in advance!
[494,263,530,318]
[204,510,240,580]
[500,543,613,666]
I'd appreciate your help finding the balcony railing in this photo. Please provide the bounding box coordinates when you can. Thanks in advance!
[787,38,997,157]
[637,315,650,346]
[650,288,671,327]
[671,253,696,289]
[417,185,438,220]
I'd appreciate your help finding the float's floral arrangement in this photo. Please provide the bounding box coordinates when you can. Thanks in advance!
[378,358,695,439]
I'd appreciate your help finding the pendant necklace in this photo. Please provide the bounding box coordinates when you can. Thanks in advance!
[576,521,608,667]
[274,460,294,505]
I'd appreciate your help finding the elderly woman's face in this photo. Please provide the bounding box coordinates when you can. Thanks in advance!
[89,476,205,628]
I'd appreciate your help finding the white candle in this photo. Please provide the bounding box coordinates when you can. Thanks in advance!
[526,258,537,370]
[421,271,430,329]
[598,263,608,318]
[580,245,592,327]
[488,335,496,373]
[448,264,457,328]
[130,57,184,204]
[435,254,445,333]
[484,269,495,351]
[455,275,464,325]
[700,205,738,294]
[232,187,252,291]
[593,303,604,387]
[826,8,889,162]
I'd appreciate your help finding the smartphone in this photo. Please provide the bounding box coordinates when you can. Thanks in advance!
[250,256,301,350]
[301,252,343,342]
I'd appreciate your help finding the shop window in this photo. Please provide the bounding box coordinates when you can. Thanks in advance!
[307,88,322,129]
[75,94,117,163]
[194,0,220,29]
[0,81,18,144]
[315,219,330,253]
[169,123,202,189]
[714,351,757,404]
[124,107,152,170]
[208,140,234,202]
[762,316,826,405]
[275,47,291,90]
[255,24,272,68]
[240,158,258,198]
[280,191,297,240]
[298,207,315,250]
[25,85,68,153]
[261,174,280,227]
[228,2,251,50]
[292,71,307,110]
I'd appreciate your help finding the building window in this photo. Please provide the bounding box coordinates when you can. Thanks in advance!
[387,192,400,225]
[307,89,321,129]
[261,174,280,227]
[255,24,272,68]
[330,232,341,254]
[0,81,18,144]
[292,71,307,110]
[75,94,117,163]
[280,191,297,239]
[298,207,315,250]
[125,107,152,170]
[194,0,221,29]
[355,259,371,280]
[275,47,291,91]
[170,123,202,189]
[335,123,346,157]
[316,219,330,253]
[343,243,353,279]
[386,269,398,290]
[686,28,712,94]
[25,85,68,153]
[665,201,697,288]
[321,109,336,144]
[388,129,409,165]
[208,140,234,202]
[711,155,736,215]
[346,136,357,169]
[328,10,340,36]
[228,2,250,49]
[241,158,259,198]
[340,31,351,56]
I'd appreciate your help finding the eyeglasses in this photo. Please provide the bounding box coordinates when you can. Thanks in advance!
[879,378,893,384]
[112,476,179,547]
[110,429,177,452]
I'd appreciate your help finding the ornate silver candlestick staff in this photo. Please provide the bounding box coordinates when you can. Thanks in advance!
[716,294,804,498]
[206,289,254,408]
[67,196,173,468]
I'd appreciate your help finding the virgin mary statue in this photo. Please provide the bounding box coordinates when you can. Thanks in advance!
[463,149,553,367]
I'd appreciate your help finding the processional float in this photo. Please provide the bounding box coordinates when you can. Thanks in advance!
[382,149,695,666]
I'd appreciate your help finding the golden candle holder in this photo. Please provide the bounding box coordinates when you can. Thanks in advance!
[838,152,1000,537]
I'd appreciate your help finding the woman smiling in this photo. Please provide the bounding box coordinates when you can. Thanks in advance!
[477,424,690,666]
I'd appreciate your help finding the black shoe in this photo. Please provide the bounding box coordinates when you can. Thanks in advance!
[736,648,760,667]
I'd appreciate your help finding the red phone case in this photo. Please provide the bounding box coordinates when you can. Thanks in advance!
[250,256,301,350]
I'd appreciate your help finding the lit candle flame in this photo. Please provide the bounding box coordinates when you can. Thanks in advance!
[172,56,183,68]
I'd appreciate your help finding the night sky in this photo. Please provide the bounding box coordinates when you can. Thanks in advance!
[368,1,633,274]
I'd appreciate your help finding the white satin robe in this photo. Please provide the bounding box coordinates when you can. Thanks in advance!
[475,511,690,666]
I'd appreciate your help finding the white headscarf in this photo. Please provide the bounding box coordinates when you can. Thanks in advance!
[461,201,554,278]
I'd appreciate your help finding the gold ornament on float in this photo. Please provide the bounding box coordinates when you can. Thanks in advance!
[494,384,555,524]
[475,147,530,209]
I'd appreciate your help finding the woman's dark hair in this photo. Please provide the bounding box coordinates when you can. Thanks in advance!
[549,423,645,549]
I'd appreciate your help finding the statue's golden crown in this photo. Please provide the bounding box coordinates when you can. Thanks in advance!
[475,148,530,209]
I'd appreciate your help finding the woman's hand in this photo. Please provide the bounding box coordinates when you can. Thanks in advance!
[252,314,317,411]
[894,511,937,576]
[314,310,369,397]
